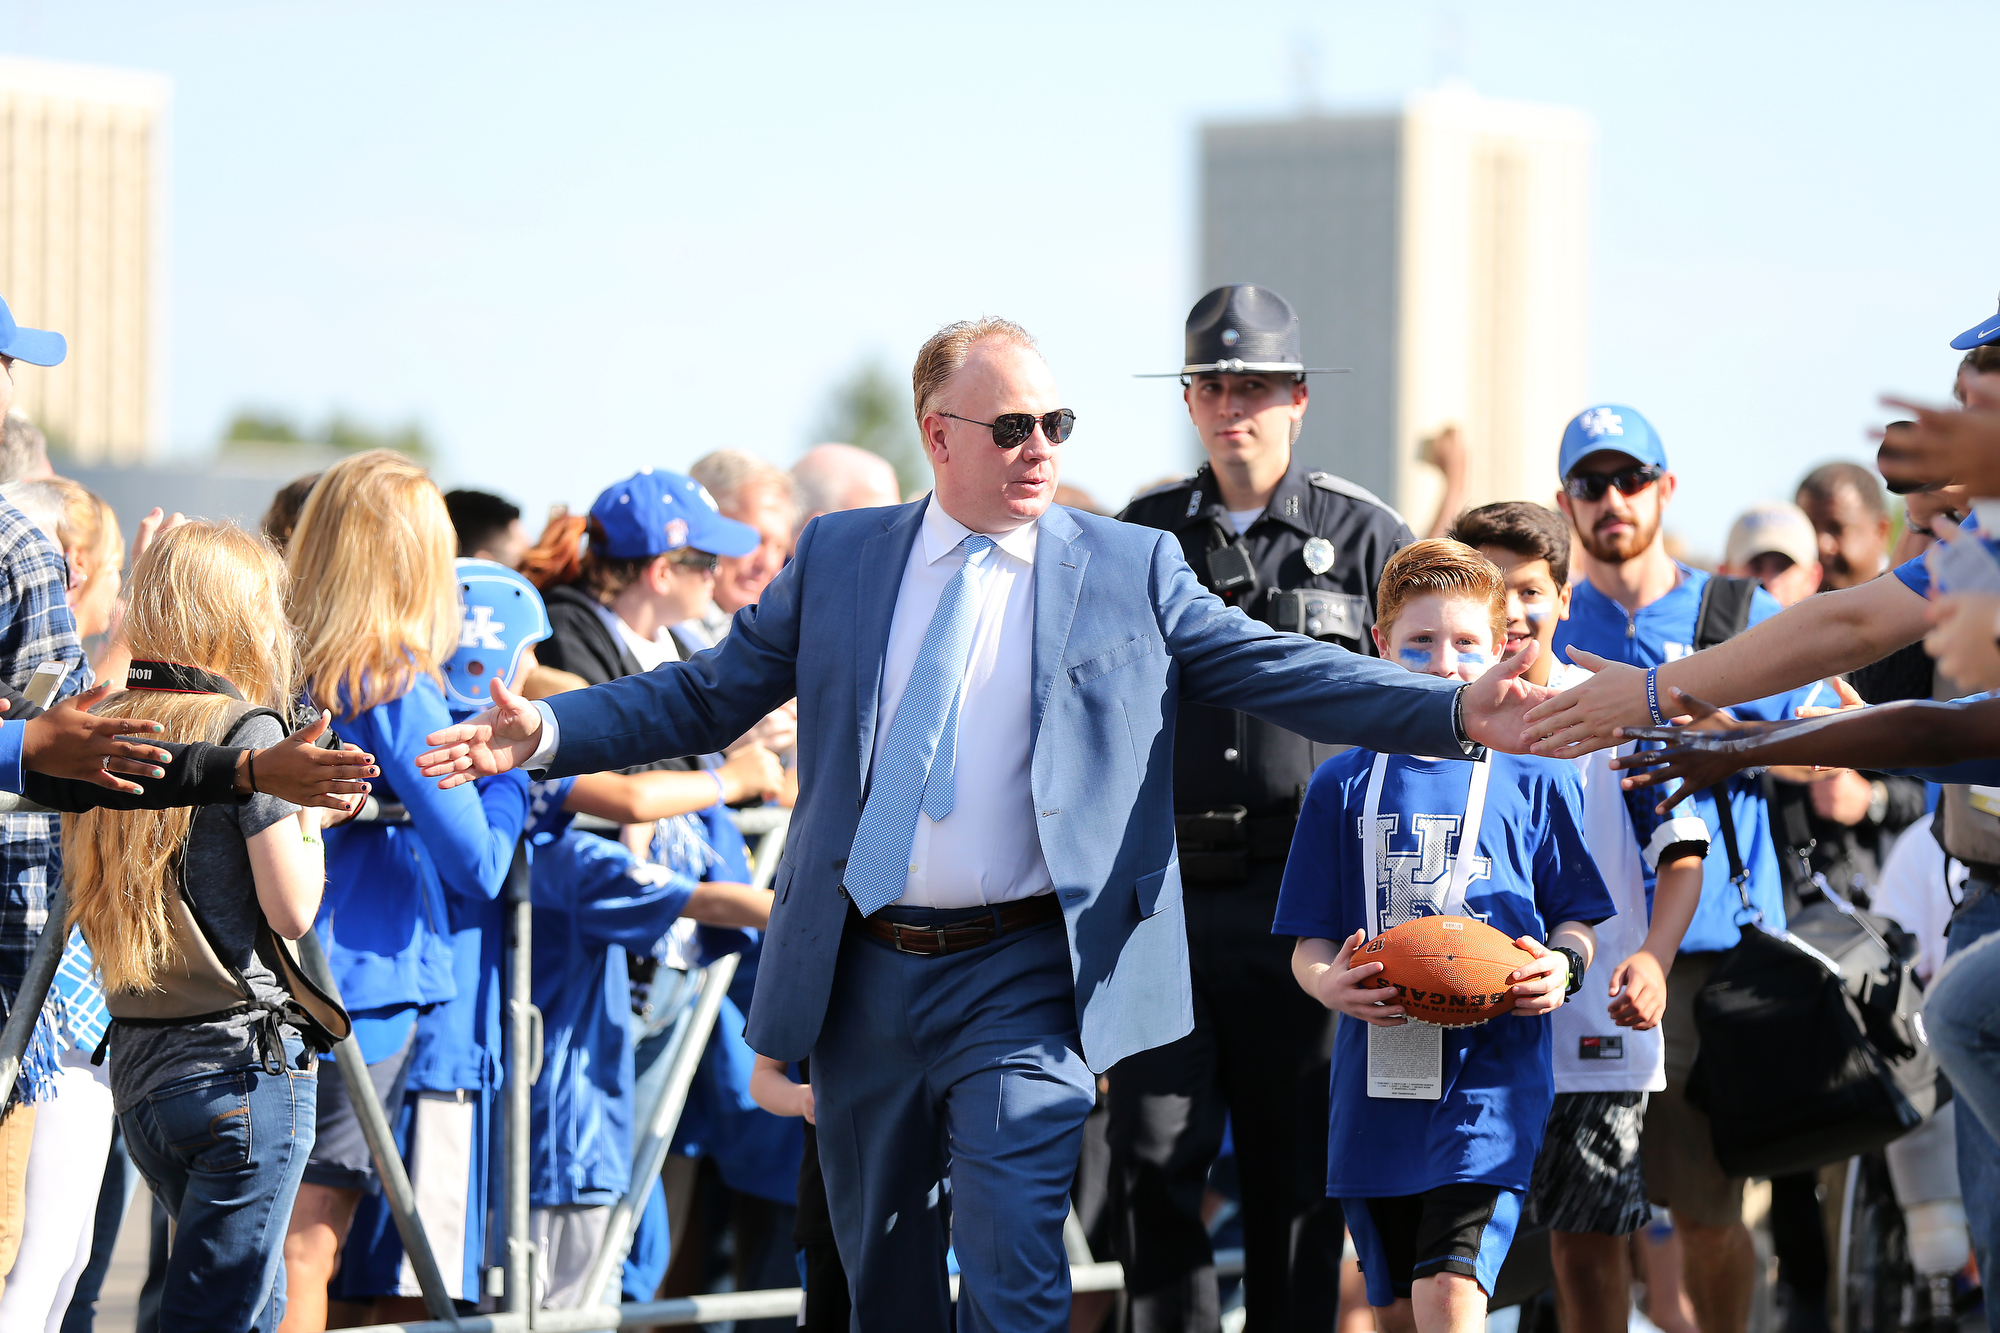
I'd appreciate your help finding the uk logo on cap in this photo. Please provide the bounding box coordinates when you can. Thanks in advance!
[1576,408,1624,439]
[664,517,688,550]
[1558,403,1667,478]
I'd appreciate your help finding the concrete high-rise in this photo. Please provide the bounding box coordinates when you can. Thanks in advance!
[0,56,169,463]
[1202,85,1592,524]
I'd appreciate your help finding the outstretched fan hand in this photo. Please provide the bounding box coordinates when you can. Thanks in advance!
[1609,686,1814,810]
[415,677,544,789]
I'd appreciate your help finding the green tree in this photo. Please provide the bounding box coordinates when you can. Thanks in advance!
[224,409,304,443]
[323,412,431,459]
[219,408,430,458]
[812,361,925,496]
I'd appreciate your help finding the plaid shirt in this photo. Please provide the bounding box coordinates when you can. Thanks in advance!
[0,499,86,1036]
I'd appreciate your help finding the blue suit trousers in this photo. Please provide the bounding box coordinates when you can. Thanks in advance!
[812,906,1096,1333]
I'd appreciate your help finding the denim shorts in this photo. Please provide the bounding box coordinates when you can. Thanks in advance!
[120,1035,317,1333]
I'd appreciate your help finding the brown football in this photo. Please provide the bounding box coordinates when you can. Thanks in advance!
[1357,915,1535,1027]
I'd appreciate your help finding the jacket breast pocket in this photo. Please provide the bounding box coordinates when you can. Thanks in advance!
[1068,635,1157,688]
[1134,859,1182,919]
[773,854,796,904]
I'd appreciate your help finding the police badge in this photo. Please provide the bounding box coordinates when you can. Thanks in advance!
[1303,537,1336,575]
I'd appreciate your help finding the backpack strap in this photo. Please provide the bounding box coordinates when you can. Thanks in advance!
[219,702,351,1055]
[1693,574,1758,652]
[108,702,352,1065]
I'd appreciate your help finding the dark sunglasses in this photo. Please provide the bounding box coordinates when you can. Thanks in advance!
[939,408,1076,449]
[667,550,720,572]
[1563,464,1664,502]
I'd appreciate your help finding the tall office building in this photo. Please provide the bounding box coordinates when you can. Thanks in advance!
[1202,85,1592,523]
[0,56,169,463]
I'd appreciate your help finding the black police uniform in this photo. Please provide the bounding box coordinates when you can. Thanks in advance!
[1113,456,1413,1333]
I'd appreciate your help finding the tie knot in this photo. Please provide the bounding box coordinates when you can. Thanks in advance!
[961,534,996,564]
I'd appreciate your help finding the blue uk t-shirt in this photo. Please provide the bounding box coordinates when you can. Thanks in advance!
[1273,750,1615,1198]
[1552,568,1828,952]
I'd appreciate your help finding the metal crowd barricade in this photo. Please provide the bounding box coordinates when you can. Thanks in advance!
[0,788,1238,1332]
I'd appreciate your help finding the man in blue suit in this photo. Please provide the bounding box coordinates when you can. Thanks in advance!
[419,317,1552,1332]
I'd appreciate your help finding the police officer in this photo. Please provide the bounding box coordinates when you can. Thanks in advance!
[1113,285,1412,1333]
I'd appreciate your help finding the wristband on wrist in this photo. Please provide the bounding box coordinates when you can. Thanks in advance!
[705,768,727,806]
[1645,666,1667,725]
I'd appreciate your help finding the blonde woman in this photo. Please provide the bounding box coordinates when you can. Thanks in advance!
[278,451,529,1328]
[64,521,333,1333]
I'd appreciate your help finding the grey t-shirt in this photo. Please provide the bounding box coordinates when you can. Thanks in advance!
[109,712,305,1113]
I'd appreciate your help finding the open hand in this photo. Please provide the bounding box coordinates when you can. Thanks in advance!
[1506,937,1568,1016]
[1606,951,1667,1029]
[18,682,171,794]
[1925,589,2000,693]
[1456,639,1555,754]
[415,676,543,789]
[1310,929,1408,1027]
[1525,648,1653,759]
[243,711,379,810]
[1877,397,2000,495]
[1610,686,1789,809]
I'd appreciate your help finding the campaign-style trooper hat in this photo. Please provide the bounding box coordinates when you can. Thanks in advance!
[1137,285,1348,379]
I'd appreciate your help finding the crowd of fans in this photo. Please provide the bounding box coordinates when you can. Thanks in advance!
[0,273,1997,1333]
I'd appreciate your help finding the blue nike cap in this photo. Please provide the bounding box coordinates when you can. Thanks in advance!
[1951,292,2000,351]
[1558,404,1667,478]
[0,296,65,367]
[589,468,759,561]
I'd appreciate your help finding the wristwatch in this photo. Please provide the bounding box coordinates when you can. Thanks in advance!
[1552,946,1585,998]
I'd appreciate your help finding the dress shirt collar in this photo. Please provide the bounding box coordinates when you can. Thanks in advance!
[920,495,1039,567]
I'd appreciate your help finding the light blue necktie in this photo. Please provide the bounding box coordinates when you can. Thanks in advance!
[844,534,997,917]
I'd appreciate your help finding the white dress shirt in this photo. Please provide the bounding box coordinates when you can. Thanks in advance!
[528,497,1055,908]
[876,498,1051,908]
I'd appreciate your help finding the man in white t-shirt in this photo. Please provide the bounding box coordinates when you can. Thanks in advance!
[1450,503,1707,1333]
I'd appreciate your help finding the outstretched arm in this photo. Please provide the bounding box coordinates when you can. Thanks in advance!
[1153,533,1545,754]
[1525,574,1931,759]
[417,523,815,786]
[1613,690,2000,807]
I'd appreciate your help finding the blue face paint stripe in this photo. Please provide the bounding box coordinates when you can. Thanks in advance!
[1398,648,1434,669]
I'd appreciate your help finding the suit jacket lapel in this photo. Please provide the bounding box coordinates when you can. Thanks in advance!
[1031,505,1087,744]
[854,499,928,794]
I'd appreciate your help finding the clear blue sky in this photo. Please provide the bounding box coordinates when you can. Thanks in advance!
[3,1,1993,553]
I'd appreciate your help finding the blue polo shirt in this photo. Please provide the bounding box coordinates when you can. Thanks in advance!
[1552,567,1826,952]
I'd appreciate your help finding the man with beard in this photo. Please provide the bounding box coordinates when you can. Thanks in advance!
[1549,405,1822,1333]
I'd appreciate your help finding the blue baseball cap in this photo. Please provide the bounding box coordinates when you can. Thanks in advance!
[443,559,553,711]
[1558,404,1667,478]
[0,296,65,367]
[589,468,759,561]
[1951,292,2000,351]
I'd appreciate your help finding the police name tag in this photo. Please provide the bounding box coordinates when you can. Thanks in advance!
[1367,1020,1443,1099]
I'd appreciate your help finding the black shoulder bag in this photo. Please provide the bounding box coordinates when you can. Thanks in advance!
[1680,578,1943,1175]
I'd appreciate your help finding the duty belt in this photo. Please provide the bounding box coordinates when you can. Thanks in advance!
[1174,806,1296,884]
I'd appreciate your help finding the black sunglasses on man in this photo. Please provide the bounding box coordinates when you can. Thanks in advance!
[939,409,1076,449]
[1563,463,1665,503]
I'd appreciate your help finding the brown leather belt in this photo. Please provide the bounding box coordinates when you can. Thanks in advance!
[850,893,1062,957]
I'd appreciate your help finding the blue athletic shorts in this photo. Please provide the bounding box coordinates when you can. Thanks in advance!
[1342,1184,1522,1305]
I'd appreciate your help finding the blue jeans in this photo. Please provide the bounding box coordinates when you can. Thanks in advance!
[1932,890,2000,1330]
[119,1038,317,1333]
